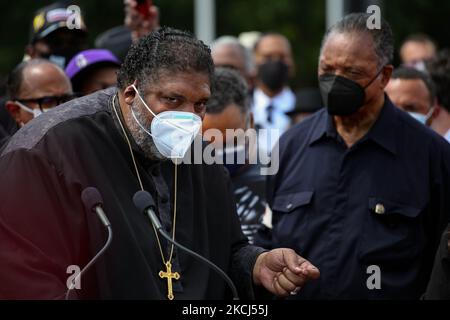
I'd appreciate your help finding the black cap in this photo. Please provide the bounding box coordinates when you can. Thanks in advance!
[286,87,324,117]
[29,1,87,44]
[95,26,132,63]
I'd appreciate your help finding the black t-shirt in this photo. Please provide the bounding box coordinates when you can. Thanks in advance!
[231,164,266,244]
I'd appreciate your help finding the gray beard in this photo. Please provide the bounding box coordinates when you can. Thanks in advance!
[125,101,166,161]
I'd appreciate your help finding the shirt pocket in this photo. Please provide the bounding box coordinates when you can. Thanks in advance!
[272,191,314,249]
[357,197,425,265]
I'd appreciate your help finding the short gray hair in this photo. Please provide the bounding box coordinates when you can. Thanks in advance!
[211,36,254,74]
[321,13,394,68]
[206,67,249,115]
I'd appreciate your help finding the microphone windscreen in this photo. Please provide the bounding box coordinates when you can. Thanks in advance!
[81,187,103,212]
[133,190,156,213]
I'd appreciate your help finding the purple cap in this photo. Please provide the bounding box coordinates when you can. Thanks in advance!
[65,49,120,79]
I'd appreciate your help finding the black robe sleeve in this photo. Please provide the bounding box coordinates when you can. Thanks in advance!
[0,149,90,299]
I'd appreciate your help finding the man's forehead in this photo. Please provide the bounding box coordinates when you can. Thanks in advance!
[21,63,70,95]
[213,47,246,70]
[257,35,291,54]
[144,71,211,96]
[388,78,429,95]
[321,32,378,66]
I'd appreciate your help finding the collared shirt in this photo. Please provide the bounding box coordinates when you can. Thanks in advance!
[268,96,450,299]
[252,87,295,154]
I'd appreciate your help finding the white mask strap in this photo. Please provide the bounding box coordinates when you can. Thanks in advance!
[131,84,198,134]
[425,106,435,120]
[130,106,175,152]
[15,101,35,114]
[131,84,158,118]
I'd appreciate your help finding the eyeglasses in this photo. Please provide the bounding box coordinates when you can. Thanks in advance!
[14,94,77,110]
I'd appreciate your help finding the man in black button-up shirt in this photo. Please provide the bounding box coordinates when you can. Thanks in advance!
[266,13,450,299]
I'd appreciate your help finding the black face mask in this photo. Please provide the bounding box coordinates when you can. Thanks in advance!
[258,60,289,92]
[319,69,383,116]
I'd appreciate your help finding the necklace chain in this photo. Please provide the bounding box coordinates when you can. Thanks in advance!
[112,94,177,265]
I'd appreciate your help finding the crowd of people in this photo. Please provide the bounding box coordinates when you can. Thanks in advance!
[0,1,448,300]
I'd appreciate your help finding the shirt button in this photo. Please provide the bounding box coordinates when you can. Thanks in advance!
[375,204,385,215]
[286,203,293,210]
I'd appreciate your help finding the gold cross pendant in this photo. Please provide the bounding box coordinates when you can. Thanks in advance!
[159,261,180,300]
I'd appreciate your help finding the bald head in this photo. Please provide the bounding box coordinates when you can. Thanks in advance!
[8,59,72,99]
[20,61,72,98]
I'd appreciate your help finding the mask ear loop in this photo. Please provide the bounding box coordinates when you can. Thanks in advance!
[131,105,196,159]
[15,101,35,114]
[131,84,200,135]
[130,105,176,154]
[363,67,385,89]
[425,106,435,120]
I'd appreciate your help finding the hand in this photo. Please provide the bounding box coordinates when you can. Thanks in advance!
[253,248,320,297]
[124,0,160,42]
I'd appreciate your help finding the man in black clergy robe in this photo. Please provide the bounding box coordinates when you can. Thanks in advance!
[0,28,319,299]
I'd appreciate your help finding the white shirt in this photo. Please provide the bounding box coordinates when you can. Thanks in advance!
[251,87,296,154]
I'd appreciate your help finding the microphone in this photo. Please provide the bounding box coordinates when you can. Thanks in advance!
[64,187,113,300]
[133,190,239,300]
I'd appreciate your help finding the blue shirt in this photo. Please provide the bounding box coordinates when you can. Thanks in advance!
[267,97,450,299]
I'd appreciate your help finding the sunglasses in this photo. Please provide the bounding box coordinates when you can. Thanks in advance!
[15,94,77,110]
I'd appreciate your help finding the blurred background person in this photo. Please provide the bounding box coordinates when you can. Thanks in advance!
[400,33,437,70]
[251,32,296,154]
[427,49,450,142]
[24,1,88,69]
[95,0,159,62]
[385,67,436,126]
[65,49,121,96]
[4,59,73,136]
[238,31,262,53]
[1,1,87,143]
[203,67,265,244]
[211,36,254,89]
[285,87,324,127]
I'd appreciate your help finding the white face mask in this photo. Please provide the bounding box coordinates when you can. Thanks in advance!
[131,85,202,159]
[15,101,48,118]
[408,107,434,126]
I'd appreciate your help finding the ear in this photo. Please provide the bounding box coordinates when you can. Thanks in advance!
[380,65,394,89]
[122,81,138,106]
[431,101,441,119]
[5,100,22,123]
